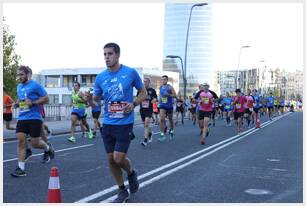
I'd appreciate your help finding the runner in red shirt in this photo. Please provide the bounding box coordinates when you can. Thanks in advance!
[233,89,246,134]
[3,87,15,130]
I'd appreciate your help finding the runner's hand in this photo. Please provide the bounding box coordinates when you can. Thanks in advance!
[123,103,134,114]
[24,98,33,106]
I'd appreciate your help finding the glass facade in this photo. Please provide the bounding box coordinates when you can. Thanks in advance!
[163,3,213,95]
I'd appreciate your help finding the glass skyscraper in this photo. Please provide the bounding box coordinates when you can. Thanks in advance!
[163,3,213,95]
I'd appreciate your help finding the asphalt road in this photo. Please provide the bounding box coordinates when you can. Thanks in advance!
[3,111,303,203]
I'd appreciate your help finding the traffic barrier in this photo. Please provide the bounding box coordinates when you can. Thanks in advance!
[47,166,62,203]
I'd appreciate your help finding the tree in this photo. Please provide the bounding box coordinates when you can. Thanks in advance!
[3,17,21,100]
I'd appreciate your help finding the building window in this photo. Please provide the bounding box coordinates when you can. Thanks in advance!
[90,75,96,84]
[63,75,78,88]
[45,76,60,88]
[81,75,87,86]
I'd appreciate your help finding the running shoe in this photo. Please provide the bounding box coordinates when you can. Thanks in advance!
[148,131,153,142]
[47,142,55,160]
[169,130,174,140]
[112,188,130,203]
[11,167,26,177]
[141,141,147,147]
[25,148,32,162]
[127,170,139,193]
[158,134,165,142]
[68,136,76,143]
[164,126,168,134]
[200,138,205,145]
[42,151,50,164]
[206,127,210,137]
[88,130,94,139]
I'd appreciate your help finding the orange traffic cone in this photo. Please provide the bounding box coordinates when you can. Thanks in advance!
[256,117,260,128]
[47,166,62,203]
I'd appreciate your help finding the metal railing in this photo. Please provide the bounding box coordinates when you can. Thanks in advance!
[12,104,142,121]
[12,105,95,121]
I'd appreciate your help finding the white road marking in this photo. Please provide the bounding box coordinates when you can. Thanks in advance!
[3,144,94,163]
[77,113,291,203]
[101,126,265,202]
[267,159,281,162]
[245,189,273,195]
[271,168,288,172]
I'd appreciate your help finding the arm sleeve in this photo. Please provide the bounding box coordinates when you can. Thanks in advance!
[94,75,102,97]
[37,83,48,97]
[132,69,144,90]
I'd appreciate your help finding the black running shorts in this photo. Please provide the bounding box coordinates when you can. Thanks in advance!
[16,119,42,138]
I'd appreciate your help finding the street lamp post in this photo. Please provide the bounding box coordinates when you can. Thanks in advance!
[236,45,250,89]
[184,3,208,99]
[166,55,185,99]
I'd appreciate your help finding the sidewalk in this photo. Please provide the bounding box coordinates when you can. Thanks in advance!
[3,116,144,142]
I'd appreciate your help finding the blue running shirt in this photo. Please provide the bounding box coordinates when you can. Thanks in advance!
[253,95,261,108]
[267,96,275,107]
[159,84,173,109]
[222,97,233,111]
[94,65,144,125]
[17,80,47,121]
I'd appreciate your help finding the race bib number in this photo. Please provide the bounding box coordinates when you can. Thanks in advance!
[177,102,182,107]
[161,97,168,103]
[236,103,241,109]
[108,101,128,118]
[249,108,254,112]
[192,104,197,108]
[202,97,209,104]
[142,100,150,108]
[225,105,230,109]
[19,101,30,113]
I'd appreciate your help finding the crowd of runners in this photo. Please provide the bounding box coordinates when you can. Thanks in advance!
[4,42,303,203]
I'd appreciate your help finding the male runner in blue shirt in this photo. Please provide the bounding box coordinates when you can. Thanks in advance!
[93,43,147,203]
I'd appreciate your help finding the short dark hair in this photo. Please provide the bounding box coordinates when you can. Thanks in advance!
[73,81,81,87]
[104,42,120,54]
[18,65,31,74]
[162,75,168,80]
[235,89,241,93]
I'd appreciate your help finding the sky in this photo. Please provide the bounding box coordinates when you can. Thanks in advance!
[3,2,303,74]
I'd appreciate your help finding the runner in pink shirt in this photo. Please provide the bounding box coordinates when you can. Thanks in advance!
[195,83,214,145]
[233,89,246,134]
[244,89,255,128]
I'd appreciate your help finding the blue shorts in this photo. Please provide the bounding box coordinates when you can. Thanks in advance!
[159,107,173,115]
[100,124,134,154]
[71,108,86,120]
